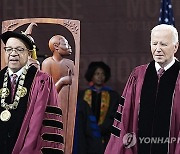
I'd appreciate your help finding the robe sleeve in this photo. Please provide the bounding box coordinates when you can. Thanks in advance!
[105,68,138,154]
[174,131,180,154]
[99,91,120,137]
[18,72,64,154]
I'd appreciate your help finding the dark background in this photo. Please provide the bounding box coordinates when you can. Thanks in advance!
[1,0,180,94]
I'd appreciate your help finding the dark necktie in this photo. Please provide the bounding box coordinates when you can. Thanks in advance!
[11,74,18,100]
[157,68,165,79]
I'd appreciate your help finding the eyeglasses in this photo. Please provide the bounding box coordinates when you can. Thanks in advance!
[4,47,29,54]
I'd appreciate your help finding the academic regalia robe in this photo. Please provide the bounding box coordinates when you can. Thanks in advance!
[73,100,104,154]
[0,66,64,154]
[73,86,120,154]
[105,61,180,154]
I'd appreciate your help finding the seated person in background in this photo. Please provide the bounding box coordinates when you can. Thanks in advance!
[75,61,120,153]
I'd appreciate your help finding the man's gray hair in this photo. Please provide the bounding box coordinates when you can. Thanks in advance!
[151,24,179,44]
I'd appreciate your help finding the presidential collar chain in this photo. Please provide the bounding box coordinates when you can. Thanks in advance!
[0,65,28,121]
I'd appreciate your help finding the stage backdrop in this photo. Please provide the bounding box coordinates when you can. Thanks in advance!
[1,0,180,94]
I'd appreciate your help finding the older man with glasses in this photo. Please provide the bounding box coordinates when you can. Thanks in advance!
[105,24,180,154]
[0,31,64,154]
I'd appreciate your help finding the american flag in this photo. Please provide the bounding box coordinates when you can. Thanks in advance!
[158,0,175,26]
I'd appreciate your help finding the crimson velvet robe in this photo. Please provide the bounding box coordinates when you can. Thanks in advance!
[105,61,180,154]
[0,66,64,154]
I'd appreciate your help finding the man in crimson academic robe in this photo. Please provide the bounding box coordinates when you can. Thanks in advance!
[105,24,180,154]
[0,31,64,154]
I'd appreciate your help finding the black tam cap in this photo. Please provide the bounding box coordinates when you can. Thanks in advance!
[0,31,35,50]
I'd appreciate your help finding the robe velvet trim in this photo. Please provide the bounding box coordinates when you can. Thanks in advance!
[0,66,37,154]
[43,119,63,130]
[41,147,64,154]
[45,106,62,115]
[105,61,180,154]
[114,111,122,122]
[42,133,64,143]
[138,61,179,154]
[111,125,121,137]
[111,97,124,137]
[6,67,65,154]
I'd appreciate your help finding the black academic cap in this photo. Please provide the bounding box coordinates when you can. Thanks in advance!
[0,31,34,50]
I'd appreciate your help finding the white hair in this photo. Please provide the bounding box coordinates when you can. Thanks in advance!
[151,24,179,44]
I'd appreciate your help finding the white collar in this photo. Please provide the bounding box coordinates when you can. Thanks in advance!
[155,58,175,72]
[8,65,27,79]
